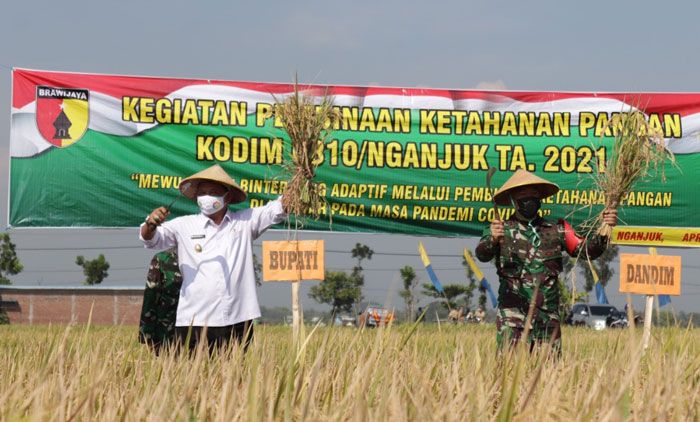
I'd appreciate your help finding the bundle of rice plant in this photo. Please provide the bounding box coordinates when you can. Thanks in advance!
[275,80,338,224]
[594,108,675,237]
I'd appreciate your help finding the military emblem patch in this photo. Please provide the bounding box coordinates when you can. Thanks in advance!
[35,85,89,147]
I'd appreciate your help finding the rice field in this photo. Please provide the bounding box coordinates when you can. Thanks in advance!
[1,323,698,421]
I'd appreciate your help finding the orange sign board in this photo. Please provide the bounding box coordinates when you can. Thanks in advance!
[262,240,325,282]
[619,253,681,295]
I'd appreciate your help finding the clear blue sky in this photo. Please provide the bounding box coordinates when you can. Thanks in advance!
[2,0,700,313]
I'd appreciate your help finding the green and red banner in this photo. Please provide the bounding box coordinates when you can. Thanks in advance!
[9,69,700,244]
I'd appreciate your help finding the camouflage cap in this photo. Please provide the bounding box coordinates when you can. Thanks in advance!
[493,169,559,206]
[179,164,247,204]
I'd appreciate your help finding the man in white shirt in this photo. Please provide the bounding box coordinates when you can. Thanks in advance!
[140,164,287,352]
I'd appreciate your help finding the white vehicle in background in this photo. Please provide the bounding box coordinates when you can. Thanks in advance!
[333,314,357,327]
[566,304,619,330]
[309,316,326,327]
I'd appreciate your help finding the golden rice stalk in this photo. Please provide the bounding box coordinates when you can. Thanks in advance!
[275,80,338,224]
[594,108,675,237]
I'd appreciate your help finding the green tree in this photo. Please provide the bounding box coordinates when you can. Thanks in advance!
[75,254,110,285]
[478,289,488,309]
[557,279,587,320]
[399,266,419,322]
[350,243,373,306]
[350,243,373,283]
[578,245,619,299]
[421,283,470,310]
[0,233,23,324]
[560,255,590,319]
[0,233,23,285]
[461,255,479,310]
[308,271,362,318]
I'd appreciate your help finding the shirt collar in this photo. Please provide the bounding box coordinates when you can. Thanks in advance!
[199,210,233,228]
[512,213,544,227]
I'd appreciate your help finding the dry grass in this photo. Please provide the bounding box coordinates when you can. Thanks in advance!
[1,323,698,420]
[275,81,338,226]
[594,109,674,237]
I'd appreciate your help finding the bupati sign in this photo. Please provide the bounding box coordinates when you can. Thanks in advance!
[262,240,325,282]
[9,69,700,242]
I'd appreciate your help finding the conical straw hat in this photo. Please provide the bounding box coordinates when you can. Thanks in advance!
[179,164,247,204]
[493,169,559,206]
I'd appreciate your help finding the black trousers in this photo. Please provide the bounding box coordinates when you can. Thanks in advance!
[175,320,254,353]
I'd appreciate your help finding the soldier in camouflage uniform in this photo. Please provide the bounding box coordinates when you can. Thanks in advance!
[475,170,617,353]
[138,248,182,353]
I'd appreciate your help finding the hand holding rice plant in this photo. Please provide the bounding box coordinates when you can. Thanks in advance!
[594,109,675,237]
[275,82,338,224]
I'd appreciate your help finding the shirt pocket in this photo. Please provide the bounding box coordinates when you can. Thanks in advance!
[221,295,236,319]
[498,237,524,278]
[538,229,563,275]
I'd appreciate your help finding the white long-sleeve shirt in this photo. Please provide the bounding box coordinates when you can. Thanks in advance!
[140,199,286,327]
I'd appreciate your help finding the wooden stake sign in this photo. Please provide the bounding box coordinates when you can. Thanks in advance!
[619,253,681,296]
[262,240,325,342]
[619,250,681,350]
[263,240,325,282]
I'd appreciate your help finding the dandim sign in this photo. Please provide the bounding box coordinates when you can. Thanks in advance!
[262,240,325,282]
[619,253,681,296]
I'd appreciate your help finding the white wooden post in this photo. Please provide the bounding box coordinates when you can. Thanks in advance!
[642,295,654,350]
[292,280,301,344]
[643,247,658,350]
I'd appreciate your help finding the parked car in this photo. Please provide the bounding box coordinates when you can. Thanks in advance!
[605,309,629,329]
[358,306,395,328]
[565,303,620,330]
[309,316,326,327]
[334,314,356,327]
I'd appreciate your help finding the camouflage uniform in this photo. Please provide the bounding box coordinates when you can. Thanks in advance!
[475,215,606,352]
[138,248,182,352]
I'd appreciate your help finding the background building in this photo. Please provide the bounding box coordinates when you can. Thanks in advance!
[0,286,143,325]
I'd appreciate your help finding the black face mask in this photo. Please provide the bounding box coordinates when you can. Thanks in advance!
[516,197,541,220]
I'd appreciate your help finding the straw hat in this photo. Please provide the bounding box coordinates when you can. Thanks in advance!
[493,169,559,206]
[179,164,247,204]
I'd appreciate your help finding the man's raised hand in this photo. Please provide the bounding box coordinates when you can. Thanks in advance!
[490,219,504,245]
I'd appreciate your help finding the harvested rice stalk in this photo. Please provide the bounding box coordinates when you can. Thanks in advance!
[594,108,675,237]
[275,81,338,225]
